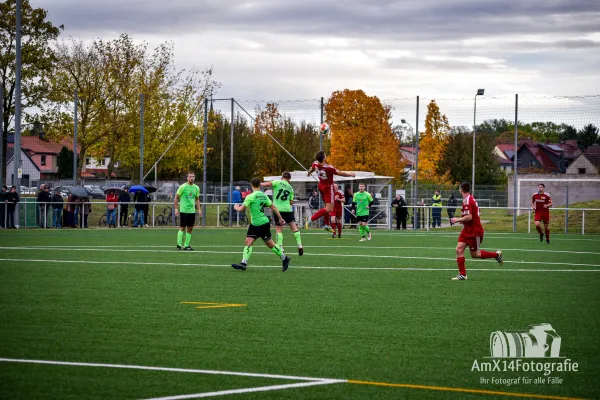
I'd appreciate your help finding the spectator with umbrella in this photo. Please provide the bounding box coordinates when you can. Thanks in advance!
[129,185,149,228]
[118,188,130,227]
[144,186,157,227]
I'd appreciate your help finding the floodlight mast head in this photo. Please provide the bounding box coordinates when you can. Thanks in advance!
[477,89,485,96]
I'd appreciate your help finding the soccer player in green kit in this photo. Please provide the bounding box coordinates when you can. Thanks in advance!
[353,183,373,242]
[232,177,291,272]
[260,172,304,256]
[174,172,202,250]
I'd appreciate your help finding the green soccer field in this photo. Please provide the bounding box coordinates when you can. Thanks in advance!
[1,227,599,399]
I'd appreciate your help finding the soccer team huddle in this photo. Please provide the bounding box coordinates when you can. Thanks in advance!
[172,151,553,279]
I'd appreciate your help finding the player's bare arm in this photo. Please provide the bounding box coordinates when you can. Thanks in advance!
[337,171,356,177]
[174,194,180,216]
[451,214,472,224]
[306,166,315,176]
[234,204,246,213]
[260,182,273,188]
[195,198,202,217]
[270,204,285,225]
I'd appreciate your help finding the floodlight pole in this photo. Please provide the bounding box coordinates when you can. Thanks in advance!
[202,98,208,226]
[13,0,22,226]
[472,89,485,193]
[513,94,518,231]
[320,97,324,151]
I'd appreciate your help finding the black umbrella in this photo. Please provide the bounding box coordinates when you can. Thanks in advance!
[104,187,125,196]
[68,186,88,198]
[144,186,158,193]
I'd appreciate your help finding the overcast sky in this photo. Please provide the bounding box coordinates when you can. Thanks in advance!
[36,0,600,102]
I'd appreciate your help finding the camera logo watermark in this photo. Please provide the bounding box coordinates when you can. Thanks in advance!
[471,323,579,387]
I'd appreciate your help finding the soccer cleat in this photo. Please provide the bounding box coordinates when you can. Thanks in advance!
[232,263,247,271]
[546,239,550,244]
[183,246,194,251]
[451,274,468,280]
[367,233,372,241]
[298,246,303,256]
[176,245,182,251]
[323,225,334,233]
[540,233,544,242]
[332,233,336,238]
[337,234,341,238]
[359,237,367,242]
[495,250,504,265]
[282,256,290,272]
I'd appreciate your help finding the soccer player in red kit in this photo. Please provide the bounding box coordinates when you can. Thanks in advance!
[532,183,552,243]
[329,183,345,238]
[450,182,504,280]
[306,151,355,232]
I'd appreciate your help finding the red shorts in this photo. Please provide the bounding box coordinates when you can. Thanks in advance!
[318,184,334,204]
[458,232,483,252]
[535,211,550,223]
[329,208,343,219]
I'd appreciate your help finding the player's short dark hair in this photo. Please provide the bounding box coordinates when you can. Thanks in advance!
[460,181,471,193]
[187,171,195,176]
[315,151,326,163]
[282,171,291,180]
[250,177,261,188]
[539,183,545,188]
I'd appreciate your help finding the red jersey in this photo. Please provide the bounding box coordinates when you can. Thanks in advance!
[333,189,345,212]
[311,161,339,186]
[460,194,484,237]
[532,192,551,212]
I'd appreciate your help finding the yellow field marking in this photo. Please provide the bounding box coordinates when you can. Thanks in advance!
[347,380,587,400]
[181,301,247,309]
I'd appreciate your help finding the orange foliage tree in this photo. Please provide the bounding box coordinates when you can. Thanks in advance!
[325,89,404,179]
[418,100,452,184]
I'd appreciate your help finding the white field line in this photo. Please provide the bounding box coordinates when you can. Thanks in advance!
[0,247,599,268]
[19,244,600,256]
[0,358,342,382]
[0,258,599,272]
[142,380,343,400]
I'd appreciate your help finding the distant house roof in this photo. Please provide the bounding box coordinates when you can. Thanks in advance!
[5,148,41,172]
[400,146,417,155]
[7,135,75,155]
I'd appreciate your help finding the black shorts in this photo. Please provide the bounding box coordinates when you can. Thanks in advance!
[356,215,369,223]
[276,211,295,226]
[180,212,196,227]
[247,222,272,242]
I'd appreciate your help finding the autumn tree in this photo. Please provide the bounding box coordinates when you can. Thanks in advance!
[0,0,62,185]
[418,100,451,184]
[577,124,599,149]
[325,89,404,179]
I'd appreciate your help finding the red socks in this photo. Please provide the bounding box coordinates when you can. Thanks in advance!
[457,257,466,276]
[545,228,550,240]
[480,250,497,259]
[338,223,342,235]
[330,222,336,232]
[536,225,543,234]
[311,208,328,221]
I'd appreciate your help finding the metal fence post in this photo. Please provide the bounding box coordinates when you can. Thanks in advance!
[229,98,234,227]
[565,185,569,234]
[513,94,518,233]
[202,98,208,226]
[73,89,78,181]
[0,85,4,187]
[528,209,531,233]
[13,0,23,227]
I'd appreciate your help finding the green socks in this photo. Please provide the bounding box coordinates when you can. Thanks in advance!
[242,246,253,264]
[276,232,283,247]
[271,244,285,260]
[293,230,302,246]
[185,233,192,247]
[358,225,365,237]
[364,225,371,234]
[177,230,184,246]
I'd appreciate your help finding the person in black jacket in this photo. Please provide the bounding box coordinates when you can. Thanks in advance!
[119,189,131,227]
[133,190,148,228]
[0,185,7,228]
[37,184,51,228]
[6,186,19,229]
[447,193,458,226]
[51,189,64,228]
[391,194,408,230]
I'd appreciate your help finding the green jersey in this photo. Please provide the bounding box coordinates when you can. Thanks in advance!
[243,190,272,226]
[353,191,373,216]
[176,183,200,213]
[271,180,294,212]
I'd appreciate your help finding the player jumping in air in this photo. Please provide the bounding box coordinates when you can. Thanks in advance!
[260,172,304,256]
[174,172,202,251]
[449,182,504,280]
[532,183,553,243]
[232,177,291,272]
[353,183,373,241]
[329,183,345,238]
[306,151,356,232]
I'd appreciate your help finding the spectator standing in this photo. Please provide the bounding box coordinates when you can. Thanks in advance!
[37,185,51,228]
[6,186,19,228]
[133,190,148,228]
[82,197,91,228]
[391,194,408,230]
[0,185,7,228]
[106,190,118,228]
[119,189,130,227]
[51,189,63,228]
[447,193,458,226]
[66,194,76,228]
[431,189,442,228]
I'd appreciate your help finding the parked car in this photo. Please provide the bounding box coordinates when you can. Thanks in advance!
[84,185,105,199]
[154,186,175,202]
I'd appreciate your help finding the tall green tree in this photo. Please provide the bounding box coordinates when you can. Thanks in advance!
[0,0,62,184]
[577,124,599,150]
[56,146,73,179]
[559,124,577,142]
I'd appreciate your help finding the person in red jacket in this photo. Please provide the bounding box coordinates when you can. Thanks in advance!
[106,190,119,228]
